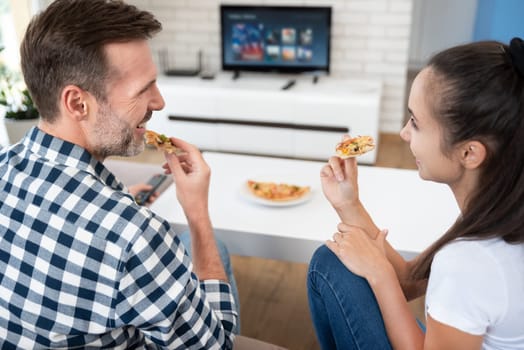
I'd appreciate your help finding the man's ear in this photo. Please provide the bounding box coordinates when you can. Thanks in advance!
[61,85,90,121]
[460,141,487,169]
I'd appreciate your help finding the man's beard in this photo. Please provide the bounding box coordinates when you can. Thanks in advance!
[90,103,145,159]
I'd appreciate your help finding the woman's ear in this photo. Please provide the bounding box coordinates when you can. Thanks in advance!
[461,141,487,169]
[61,85,90,121]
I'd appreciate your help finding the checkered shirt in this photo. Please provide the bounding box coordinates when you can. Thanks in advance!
[0,127,237,349]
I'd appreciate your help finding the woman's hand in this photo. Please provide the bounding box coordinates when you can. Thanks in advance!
[162,137,210,222]
[320,155,360,211]
[326,224,391,283]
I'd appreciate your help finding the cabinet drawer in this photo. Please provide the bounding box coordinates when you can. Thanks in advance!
[217,124,294,157]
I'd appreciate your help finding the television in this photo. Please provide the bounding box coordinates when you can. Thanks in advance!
[220,5,332,74]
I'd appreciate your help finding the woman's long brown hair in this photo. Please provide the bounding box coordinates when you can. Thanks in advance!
[411,41,524,280]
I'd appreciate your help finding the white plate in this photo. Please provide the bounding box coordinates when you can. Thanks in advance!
[240,176,313,207]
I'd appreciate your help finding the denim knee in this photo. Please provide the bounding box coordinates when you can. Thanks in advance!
[309,244,337,274]
[307,245,392,349]
[308,244,370,297]
[309,245,349,282]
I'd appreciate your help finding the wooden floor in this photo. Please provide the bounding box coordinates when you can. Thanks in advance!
[119,132,422,350]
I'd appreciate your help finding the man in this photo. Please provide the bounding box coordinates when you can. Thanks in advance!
[0,0,237,348]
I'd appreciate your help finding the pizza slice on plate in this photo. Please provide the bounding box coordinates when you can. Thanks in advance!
[144,130,185,155]
[247,180,310,202]
[335,135,375,158]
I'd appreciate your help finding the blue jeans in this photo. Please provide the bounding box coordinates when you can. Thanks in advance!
[178,231,240,334]
[307,245,392,350]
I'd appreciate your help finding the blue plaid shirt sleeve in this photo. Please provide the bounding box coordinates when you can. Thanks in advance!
[115,212,237,349]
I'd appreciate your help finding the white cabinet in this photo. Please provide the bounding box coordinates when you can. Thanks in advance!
[150,73,382,164]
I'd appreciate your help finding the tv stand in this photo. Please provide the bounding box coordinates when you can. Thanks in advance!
[151,74,382,164]
[232,71,241,80]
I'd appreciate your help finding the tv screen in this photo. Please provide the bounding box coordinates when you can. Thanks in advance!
[220,5,332,74]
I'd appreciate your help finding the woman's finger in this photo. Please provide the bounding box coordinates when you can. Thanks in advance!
[325,239,339,255]
[327,156,345,182]
[320,164,335,178]
[337,222,351,232]
[332,231,345,243]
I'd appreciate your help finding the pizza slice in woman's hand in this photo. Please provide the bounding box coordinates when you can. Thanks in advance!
[335,135,375,158]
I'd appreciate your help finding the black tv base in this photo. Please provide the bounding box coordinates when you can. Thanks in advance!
[232,71,241,80]
[281,79,296,90]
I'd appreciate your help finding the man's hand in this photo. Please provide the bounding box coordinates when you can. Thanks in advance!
[161,137,226,281]
[128,183,159,205]
[162,137,210,222]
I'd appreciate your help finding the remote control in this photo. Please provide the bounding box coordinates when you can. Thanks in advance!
[135,174,167,205]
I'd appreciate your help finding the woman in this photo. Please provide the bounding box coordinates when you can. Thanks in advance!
[307,38,524,349]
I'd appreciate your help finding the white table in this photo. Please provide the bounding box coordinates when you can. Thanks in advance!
[149,152,460,263]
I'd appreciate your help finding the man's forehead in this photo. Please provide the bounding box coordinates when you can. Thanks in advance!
[103,40,156,81]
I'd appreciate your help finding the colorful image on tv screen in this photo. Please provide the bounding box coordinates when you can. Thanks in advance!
[232,23,264,61]
[221,6,331,72]
[231,24,317,63]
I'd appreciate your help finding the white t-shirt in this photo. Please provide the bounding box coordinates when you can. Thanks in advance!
[426,237,524,349]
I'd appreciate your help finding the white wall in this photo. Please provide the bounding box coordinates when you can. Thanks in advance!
[409,0,477,69]
[7,0,480,135]
[128,0,414,133]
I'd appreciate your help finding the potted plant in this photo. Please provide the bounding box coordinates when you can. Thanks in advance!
[1,47,39,144]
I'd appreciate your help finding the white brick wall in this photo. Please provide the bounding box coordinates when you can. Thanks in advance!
[129,0,414,133]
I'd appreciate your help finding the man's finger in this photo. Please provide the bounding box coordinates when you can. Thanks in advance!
[165,153,185,178]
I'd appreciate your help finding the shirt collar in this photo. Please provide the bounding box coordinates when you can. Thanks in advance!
[23,126,124,191]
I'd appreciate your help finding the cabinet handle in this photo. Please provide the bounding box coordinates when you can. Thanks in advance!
[167,115,349,133]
